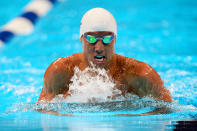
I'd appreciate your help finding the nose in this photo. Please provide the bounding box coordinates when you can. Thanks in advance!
[95,40,104,54]
[96,50,103,54]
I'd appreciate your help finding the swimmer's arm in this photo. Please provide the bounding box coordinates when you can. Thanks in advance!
[114,106,173,116]
[38,58,72,102]
[127,62,173,102]
[36,106,173,116]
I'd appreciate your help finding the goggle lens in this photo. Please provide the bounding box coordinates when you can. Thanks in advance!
[103,36,113,44]
[84,34,114,45]
[87,35,97,43]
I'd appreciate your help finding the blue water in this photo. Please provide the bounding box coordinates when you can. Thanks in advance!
[0,0,197,130]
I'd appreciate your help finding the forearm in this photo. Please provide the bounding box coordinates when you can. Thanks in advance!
[38,88,55,102]
[127,68,173,102]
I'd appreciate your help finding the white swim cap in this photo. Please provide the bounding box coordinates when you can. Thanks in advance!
[80,8,117,37]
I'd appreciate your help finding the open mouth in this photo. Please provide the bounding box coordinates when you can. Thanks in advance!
[94,55,106,63]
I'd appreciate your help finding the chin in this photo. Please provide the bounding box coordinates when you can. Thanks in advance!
[87,60,105,68]
[94,58,107,67]
[94,63,106,68]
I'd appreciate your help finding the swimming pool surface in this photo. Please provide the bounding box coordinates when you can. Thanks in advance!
[0,0,197,130]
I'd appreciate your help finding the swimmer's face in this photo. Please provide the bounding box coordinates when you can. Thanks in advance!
[80,31,116,68]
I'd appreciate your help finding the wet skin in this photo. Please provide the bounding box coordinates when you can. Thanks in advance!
[81,31,115,68]
[38,31,173,103]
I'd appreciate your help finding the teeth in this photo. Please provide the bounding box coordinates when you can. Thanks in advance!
[95,55,105,62]
[95,56,103,59]
[96,58,103,62]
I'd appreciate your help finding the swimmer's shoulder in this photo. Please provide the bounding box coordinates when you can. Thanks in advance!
[45,53,83,75]
[114,54,155,76]
[52,53,82,66]
[114,54,134,66]
[114,53,136,70]
[130,58,160,79]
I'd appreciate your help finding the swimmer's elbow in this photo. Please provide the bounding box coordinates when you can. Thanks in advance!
[153,85,173,102]
[38,87,55,103]
[165,92,173,102]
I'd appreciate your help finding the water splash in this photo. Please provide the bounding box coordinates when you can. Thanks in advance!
[6,98,196,117]
[52,66,122,103]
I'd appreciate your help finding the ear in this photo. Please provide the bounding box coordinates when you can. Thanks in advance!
[80,35,83,43]
[113,36,116,44]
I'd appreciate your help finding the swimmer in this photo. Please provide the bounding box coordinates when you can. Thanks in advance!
[38,8,173,104]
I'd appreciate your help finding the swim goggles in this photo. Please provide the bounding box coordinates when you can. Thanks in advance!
[84,34,114,45]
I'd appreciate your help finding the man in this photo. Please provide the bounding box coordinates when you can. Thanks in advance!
[38,8,172,103]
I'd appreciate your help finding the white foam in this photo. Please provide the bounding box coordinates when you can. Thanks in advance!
[52,66,122,103]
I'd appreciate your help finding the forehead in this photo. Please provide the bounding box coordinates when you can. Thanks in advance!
[85,31,114,37]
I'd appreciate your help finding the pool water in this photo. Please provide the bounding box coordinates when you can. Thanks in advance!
[0,0,197,130]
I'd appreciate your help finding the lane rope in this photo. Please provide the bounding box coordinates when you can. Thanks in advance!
[0,0,57,45]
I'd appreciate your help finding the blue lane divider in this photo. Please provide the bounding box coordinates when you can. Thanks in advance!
[0,0,57,45]
[20,11,39,25]
[0,31,15,43]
